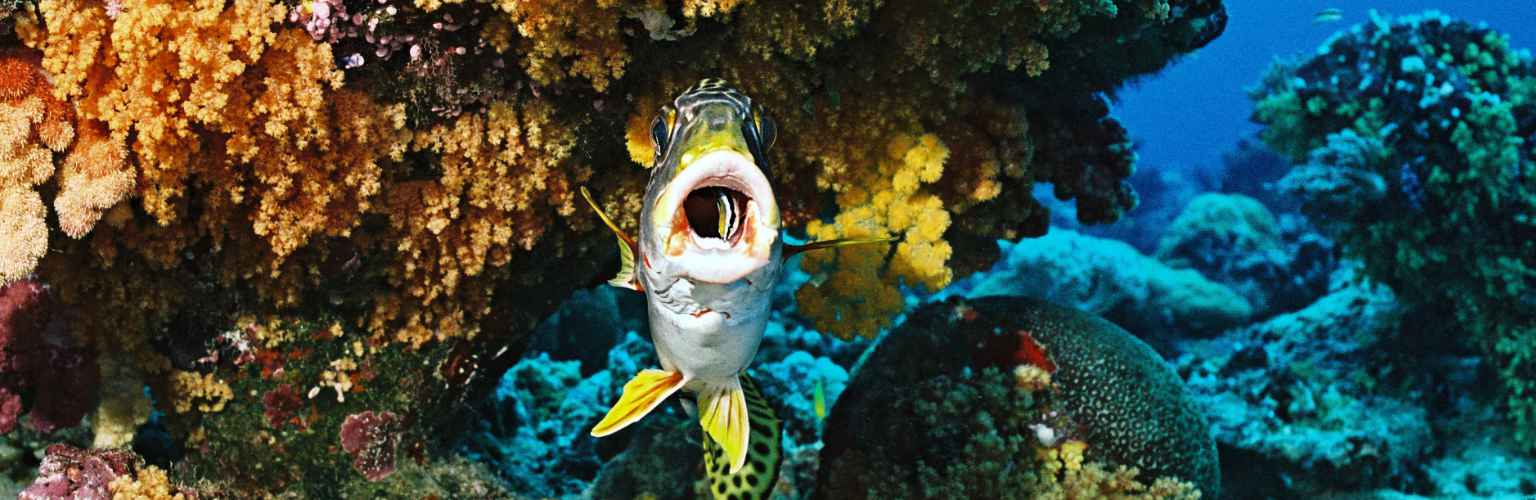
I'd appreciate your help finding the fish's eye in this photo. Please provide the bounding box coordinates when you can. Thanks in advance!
[650,112,670,152]
[754,111,776,151]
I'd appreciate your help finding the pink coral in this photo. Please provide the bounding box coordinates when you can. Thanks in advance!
[0,279,99,434]
[339,410,401,481]
[19,445,137,500]
[262,383,304,428]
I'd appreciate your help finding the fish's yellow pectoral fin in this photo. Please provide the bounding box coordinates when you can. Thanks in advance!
[702,374,782,499]
[580,186,644,291]
[699,378,751,474]
[591,369,685,437]
[784,236,896,259]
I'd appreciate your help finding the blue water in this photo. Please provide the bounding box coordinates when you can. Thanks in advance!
[1116,1,1536,171]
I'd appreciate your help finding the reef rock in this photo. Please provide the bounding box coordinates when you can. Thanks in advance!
[1252,10,1536,448]
[946,229,1252,342]
[1155,193,1335,316]
[1176,264,1431,496]
[464,332,657,497]
[815,296,1219,498]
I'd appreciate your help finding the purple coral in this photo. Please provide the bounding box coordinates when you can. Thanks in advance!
[0,279,99,434]
[339,410,402,481]
[262,383,305,428]
[19,445,138,500]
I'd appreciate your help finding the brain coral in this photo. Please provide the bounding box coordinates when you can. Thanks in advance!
[816,296,1219,498]
[1250,10,1536,449]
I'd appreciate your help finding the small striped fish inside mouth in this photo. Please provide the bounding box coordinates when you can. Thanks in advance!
[682,186,750,244]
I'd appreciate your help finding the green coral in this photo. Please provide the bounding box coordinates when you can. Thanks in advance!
[1251,10,1536,449]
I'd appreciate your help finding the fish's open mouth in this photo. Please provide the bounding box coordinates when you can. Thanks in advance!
[683,186,750,245]
[661,150,779,283]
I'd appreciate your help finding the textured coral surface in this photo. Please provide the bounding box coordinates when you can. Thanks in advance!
[816,296,1218,498]
[1251,10,1536,449]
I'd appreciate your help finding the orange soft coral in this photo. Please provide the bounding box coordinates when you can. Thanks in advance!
[0,50,74,285]
[54,122,132,239]
[375,97,585,346]
[27,0,407,276]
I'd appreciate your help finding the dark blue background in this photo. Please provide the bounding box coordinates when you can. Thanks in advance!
[1114,1,1536,170]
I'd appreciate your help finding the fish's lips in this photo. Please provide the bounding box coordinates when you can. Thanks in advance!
[660,149,779,284]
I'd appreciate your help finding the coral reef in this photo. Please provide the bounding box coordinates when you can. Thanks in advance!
[340,410,403,481]
[942,229,1252,342]
[463,353,601,497]
[815,296,1219,498]
[0,280,97,435]
[462,331,657,498]
[1176,264,1432,495]
[1250,10,1536,449]
[0,0,1229,494]
[20,445,192,499]
[1155,193,1334,316]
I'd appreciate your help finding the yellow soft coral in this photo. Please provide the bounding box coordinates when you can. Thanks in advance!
[169,371,234,414]
[375,97,585,346]
[1034,440,1201,499]
[796,133,953,339]
[108,465,185,500]
[94,357,153,448]
[479,0,629,90]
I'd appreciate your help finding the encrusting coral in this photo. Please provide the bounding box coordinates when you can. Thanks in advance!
[1250,10,1536,450]
[814,296,1218,498]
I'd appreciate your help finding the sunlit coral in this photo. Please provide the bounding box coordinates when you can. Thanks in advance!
[0,50,73,285]
[796,133,953,339]
[54,122,132,239]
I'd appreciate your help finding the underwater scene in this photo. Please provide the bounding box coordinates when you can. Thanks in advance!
[0,0,1534,498]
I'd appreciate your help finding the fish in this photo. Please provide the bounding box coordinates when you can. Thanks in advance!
[581,78,888,497]
[812,377,826,422]
[1314,8,1343,24]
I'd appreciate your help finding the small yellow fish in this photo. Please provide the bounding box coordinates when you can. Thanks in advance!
[1314,8,1343,24]
[813,377,826,422]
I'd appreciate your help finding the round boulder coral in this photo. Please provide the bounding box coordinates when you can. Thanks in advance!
[815,296,1219,498]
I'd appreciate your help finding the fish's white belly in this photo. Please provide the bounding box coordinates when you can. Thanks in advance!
[644,263,777,386]
[650,301,767,383]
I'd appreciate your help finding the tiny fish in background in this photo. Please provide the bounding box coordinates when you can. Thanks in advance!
[813,377,827,423]
[1314,8,1344,24]
[581,79,890,499]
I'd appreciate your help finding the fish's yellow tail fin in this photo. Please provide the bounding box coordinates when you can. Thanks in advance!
[699,378,751,474]
[590,369,685,437]
[579,186,643,291]
[702,374,782,499]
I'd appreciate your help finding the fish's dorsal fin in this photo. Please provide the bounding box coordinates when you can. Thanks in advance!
[702,374,782,499]
[579,186,644,291]
[590,368,686,437]
[784,236,896,259]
